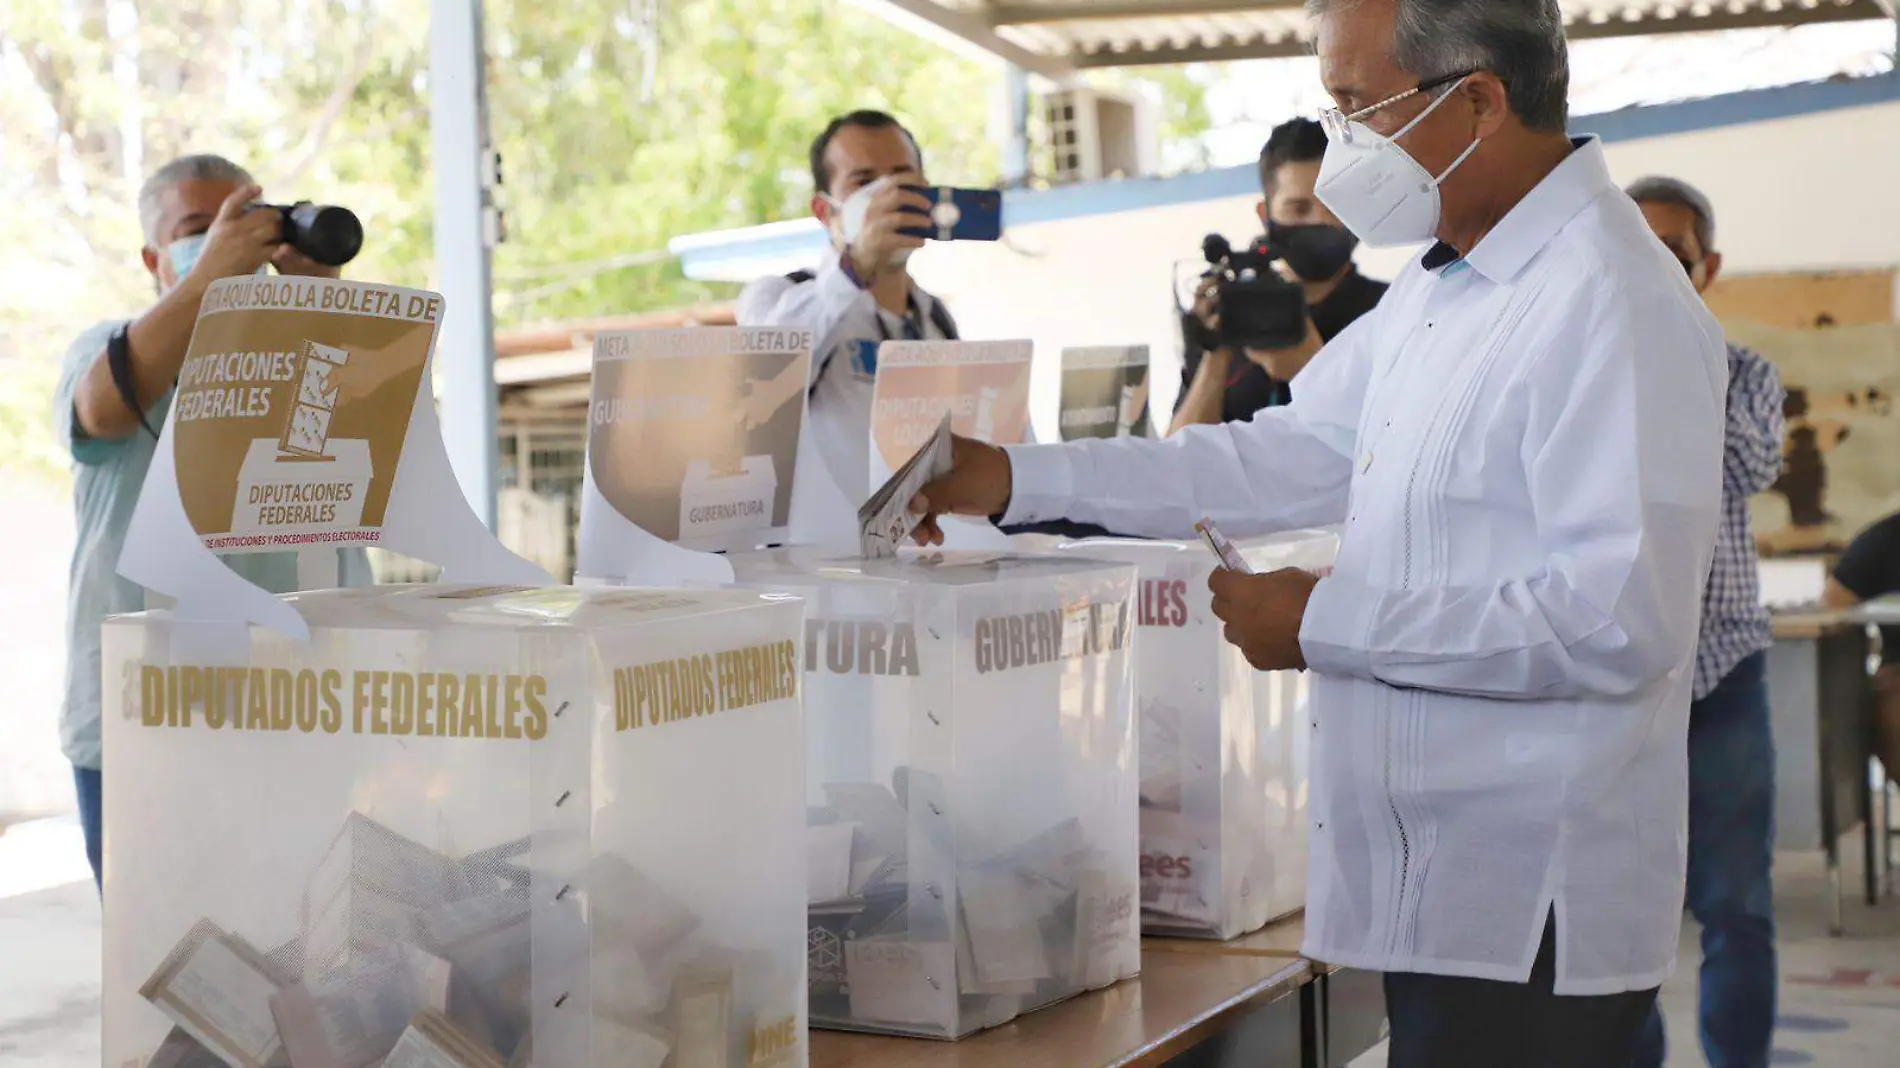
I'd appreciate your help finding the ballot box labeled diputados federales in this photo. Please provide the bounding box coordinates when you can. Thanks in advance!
[102,585,809,1068]
[1061,530,1341,941]
[723,549,1141,1040]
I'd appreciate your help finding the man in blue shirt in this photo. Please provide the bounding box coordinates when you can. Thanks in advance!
[54,154,370,890]
[1627,176,1786,1068]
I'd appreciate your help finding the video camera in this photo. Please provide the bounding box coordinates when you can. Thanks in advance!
[1198,233,1308,351]
[259,201,364,267]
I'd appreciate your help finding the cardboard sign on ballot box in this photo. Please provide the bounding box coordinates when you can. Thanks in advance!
[866,340,1031,551]
[1062,529,1340,940]
[1057,345,1152,441]
[579,326,816,587]
[103,281,812,1068]
[725,548,1142,1040]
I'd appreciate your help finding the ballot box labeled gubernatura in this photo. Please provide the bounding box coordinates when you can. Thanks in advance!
[724,549,1142,1040]
[102,585,810,1068]
[1062,529,1340,940]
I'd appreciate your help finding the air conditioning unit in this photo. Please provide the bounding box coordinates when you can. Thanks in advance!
[1040,85,1159,186]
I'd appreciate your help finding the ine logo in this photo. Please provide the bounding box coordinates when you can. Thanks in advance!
[280,340,351,461]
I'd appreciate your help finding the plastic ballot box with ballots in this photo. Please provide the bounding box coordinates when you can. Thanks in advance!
[102,586,811,1068]
[1060,529,1341,940]
[100,276,812,1068]
[723,548,1143,1039]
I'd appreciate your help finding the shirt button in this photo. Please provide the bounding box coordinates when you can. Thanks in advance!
[1359,452,1374,474]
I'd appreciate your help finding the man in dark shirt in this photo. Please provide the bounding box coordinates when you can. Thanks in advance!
[1826,509,1900,777]
[1172,117,1387,432]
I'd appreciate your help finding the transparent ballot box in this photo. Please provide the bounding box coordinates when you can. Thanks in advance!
[1063,530,1340,940]
[102,585,809,1068]
[724,549,1141,1039]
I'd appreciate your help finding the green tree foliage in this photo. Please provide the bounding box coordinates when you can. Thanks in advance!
[0,0,1210,477]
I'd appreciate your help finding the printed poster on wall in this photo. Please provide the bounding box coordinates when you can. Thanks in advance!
[1059,345,1151,441]
[1723,320,1899,554]
[118,276,550,638]
[579,327,813,584]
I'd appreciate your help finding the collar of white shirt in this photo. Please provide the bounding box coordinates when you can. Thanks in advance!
[1423,136,1611,284]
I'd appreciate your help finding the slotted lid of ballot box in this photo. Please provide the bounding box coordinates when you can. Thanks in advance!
[1061,529,1340,941]
[102,584,809,1068]
[724,548,1141,1040]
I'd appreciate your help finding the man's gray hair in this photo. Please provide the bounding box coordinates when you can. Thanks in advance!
[1307,0,1570,133]
[1624,175,1717,253]
[138,153,255,246]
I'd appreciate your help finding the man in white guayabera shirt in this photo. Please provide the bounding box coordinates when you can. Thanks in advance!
[907,1,1726,1064]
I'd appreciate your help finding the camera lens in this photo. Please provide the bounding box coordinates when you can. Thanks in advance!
[284,203,364,267]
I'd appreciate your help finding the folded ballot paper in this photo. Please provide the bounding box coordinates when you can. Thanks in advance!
[857,413,953,558]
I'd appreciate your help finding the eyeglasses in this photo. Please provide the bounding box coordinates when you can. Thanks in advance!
[1319,69,1478,144]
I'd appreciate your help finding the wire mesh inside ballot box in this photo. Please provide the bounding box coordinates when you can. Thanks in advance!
[100,585,808,1068]
[726,549,1141,1040]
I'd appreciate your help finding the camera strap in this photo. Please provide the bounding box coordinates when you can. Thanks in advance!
[106,323,161,439]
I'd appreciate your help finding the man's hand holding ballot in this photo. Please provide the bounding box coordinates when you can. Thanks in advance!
[905,434,1011,546]
[910,456,1317,672]
[1207,567,1319,673]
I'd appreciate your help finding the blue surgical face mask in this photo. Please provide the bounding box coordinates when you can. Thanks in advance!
[165,233,208,281]
[163,232,271,288]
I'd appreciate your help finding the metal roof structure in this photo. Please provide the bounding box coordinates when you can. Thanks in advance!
[867,0,1896,77]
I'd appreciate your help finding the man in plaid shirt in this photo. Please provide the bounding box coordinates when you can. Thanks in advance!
[1627,177,1787,1068]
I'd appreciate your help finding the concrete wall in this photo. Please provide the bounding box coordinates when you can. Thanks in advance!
[907,97,1900,433]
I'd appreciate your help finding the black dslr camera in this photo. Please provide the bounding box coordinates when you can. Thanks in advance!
[259,201,364,266]
[1198,233,1308,351]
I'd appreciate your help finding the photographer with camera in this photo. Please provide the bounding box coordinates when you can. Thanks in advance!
[1173,118,1388,434]
[52,153,370,890]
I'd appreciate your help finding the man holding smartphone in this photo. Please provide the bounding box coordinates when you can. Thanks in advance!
[737,110,960,535]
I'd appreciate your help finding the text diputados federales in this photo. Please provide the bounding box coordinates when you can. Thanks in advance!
[136,665,549,740]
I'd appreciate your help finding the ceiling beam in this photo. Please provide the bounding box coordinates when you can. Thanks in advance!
[989,0,1302,25]
[848,0,1074,80]
[1564,1,1884,42]
[1072,36,1310,68]
[1065,1,1887,69]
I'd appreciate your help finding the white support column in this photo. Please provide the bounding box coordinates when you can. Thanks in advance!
[1001,64,1032,187]
[430,0,500,529]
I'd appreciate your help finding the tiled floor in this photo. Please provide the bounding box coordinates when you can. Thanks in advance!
[3,818,1897,1068]
[1347,848,1900,1067]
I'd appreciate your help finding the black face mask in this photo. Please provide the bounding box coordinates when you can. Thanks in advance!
[1267,221,1359,283]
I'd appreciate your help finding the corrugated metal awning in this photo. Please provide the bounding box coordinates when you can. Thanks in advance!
[866,0,1893,75]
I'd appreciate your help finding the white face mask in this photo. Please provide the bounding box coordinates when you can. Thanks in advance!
[1315,75,1482,248]
[824,175,914,268]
